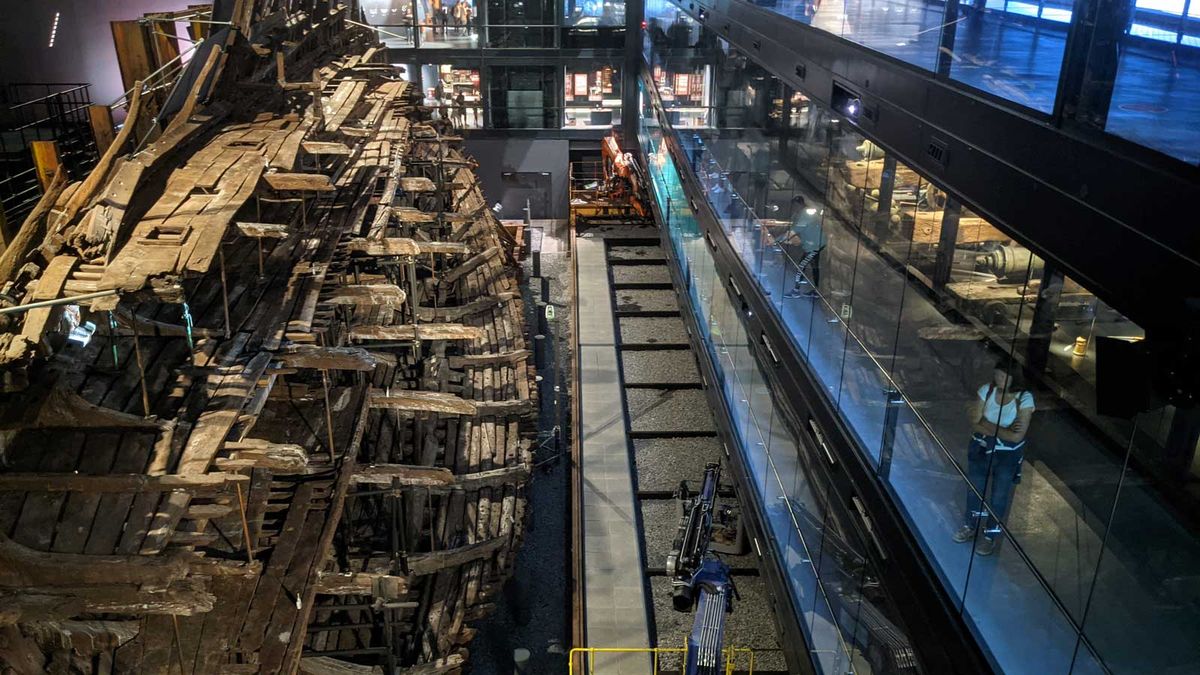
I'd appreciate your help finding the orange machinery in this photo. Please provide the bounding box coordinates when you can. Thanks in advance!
[569,134,653,230]
[600,134,650,218]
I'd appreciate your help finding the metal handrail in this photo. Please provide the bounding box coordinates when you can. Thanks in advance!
[567,646,755,674]
[7,84,91,110]
[108,38,205,109]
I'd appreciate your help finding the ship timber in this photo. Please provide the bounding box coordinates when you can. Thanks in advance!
[0,3,535,673]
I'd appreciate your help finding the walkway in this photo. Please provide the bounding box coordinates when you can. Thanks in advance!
[576,232,653,673]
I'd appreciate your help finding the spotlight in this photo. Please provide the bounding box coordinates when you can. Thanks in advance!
[845,97,861,117]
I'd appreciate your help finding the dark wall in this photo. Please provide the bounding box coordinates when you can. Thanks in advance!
[0,0,195,106]
[462,138,569,220]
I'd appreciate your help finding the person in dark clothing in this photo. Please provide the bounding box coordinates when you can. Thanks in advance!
[453,92,467,127]
[770,195,826,298]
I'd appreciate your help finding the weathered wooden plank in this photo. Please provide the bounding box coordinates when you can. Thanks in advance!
[399,176,437,193]
[345,237,419,257]
[263,172,336,192]
[406,537,507,576]
[323,284,406,307]
[368,389,477,415]
[445,349,532,369]
[348,324,485,343]
[351,464,530,492]
[301,141,351,156]
[276,346,379,371]
[236,221,289,238]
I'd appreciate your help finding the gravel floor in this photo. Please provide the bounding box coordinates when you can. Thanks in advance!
[619,316,690,345]
[470,222,572,674]
[615,289,680,313]
[625,389,715,435]
[649,575,790,672]
[633,437,723,492]
[621,350,700,385]
[612,265,673,285]
[608,244,667,261]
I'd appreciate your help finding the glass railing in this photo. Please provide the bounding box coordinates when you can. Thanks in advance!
[640,84,920,675]
[365,21,632,49]
[648,82,1200,670]
[675,0,1199,164]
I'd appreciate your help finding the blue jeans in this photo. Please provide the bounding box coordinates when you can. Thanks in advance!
[964,434,1024,535]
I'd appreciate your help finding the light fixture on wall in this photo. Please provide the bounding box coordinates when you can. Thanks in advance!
[48,11,60,48]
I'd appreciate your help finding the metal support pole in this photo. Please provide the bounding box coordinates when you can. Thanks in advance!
[1025,261,1063,375]
[131,322,152,418]
[878,387,904,478]
[0,289,119,315]
[936,0,963,77]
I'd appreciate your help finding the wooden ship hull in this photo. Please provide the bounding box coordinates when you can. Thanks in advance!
[0,2,535,673]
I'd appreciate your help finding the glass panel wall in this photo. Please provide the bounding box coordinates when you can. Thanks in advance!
[564,65,622,128]
[563,0,626,47]
[640,80,920,675]
[487,65,558,128]
[643,18,1200,673]
[407,64,483,128]
[652,0,1199,164]
[415,0,479,47]
[486,0,557,46]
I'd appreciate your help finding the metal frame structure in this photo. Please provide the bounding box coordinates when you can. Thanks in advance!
[0,83,99,223]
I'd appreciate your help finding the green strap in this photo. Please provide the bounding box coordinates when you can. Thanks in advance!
[107,312,120,367]
[182,302,195,351]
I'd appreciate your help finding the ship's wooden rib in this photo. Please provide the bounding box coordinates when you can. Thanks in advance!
[0,4,534,673]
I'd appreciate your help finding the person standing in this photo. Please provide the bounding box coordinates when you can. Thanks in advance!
[453,92,467,128]
[780,195,825,298]
[953,357,1035,556]
[423,88,442,120]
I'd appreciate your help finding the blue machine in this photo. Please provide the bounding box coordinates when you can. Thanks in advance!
[667,463,736,675]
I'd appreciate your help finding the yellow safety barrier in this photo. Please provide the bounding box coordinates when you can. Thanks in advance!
[568,646,755,674]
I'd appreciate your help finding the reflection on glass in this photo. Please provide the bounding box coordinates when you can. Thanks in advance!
[639,77,920,675]
[487,65,557,128]
[564,66,622,128]
[411,65,482,129]
[641,25,1200,673]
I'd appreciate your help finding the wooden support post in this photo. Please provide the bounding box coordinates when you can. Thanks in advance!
[171,614,188,675]
[321,368,336,458]
[30,141,61,191]
[219,244,231,339]
[88,104,117,154]
[131,322,152,417]
[406,257,419,325]
[235,482,255,564]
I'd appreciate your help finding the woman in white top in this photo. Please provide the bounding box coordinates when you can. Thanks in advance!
[952,356,1035,556]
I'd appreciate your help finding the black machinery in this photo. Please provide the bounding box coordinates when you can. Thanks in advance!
[667,463,741,674]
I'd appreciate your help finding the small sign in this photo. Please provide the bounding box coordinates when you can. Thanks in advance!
[840,303,853,321]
